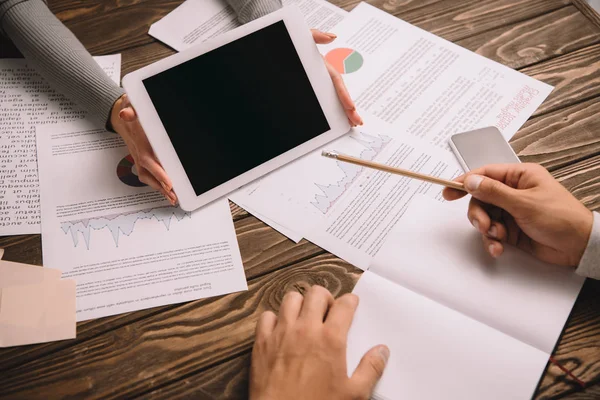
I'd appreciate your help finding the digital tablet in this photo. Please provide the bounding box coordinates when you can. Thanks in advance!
[122,6,350,211]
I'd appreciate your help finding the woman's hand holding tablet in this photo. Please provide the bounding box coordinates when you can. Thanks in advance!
[123,6,355,212]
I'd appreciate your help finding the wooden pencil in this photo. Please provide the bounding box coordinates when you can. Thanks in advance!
[321,150,466,192]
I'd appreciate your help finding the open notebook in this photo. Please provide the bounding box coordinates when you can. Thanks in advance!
[347,196,585,399]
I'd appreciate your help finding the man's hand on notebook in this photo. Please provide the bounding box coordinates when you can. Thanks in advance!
[249,285,389,400]
[443,163,593,267]
[311,30,363,127]
[111,94,177,205]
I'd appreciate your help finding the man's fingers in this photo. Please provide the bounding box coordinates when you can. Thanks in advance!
[278,291,304,327]
[311,29,336,44]
[350,345,389,398]
[482,235,504,258]
[463,173,521,213]
[324,293,358,334]
[467,198,492,234]
[256,311,277,341]
[487,220,508,242]
[442,186,467,201]
[299,285,334,322]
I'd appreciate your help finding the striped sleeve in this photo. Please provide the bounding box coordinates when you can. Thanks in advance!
[0,0,125,129]
[225,0,282,24]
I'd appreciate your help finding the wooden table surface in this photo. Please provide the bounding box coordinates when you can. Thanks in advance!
[1,0,600,398]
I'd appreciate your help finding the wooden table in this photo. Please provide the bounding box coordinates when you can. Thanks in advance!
[1,0,599,398]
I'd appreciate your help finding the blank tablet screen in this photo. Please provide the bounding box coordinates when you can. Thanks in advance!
[143,21,330,196]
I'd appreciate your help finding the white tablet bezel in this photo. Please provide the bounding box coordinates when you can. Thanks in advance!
[123,6,350,211]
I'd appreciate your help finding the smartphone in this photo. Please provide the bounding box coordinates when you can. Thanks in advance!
[449,127,520,171]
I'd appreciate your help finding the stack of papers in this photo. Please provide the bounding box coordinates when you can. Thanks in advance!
[0,256,76,347]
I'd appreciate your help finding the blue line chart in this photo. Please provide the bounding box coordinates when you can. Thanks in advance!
[311,132,392,214]
[60,206,191,249]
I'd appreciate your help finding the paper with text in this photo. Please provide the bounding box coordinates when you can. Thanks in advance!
[232,124,463,269]
[0,55,121,236]
[149,0,347,51]
[37,121,248,321]
[230,3,553,267]
[321,3,553,148]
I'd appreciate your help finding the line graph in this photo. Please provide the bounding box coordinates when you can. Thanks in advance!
[60,206,191,249]
[311,132,391,214]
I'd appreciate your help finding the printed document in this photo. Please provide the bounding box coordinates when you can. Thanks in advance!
[232,124,463,268]
[321,3,553,148]
[230,3,553,268]
[346,197,584,399]
[37,121,248,321]
[0,55,121,236]
[149,0,347,51]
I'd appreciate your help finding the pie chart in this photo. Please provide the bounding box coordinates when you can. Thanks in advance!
[117,155,147,187]
[325,48,364,75]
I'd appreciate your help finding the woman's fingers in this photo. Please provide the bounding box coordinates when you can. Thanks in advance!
[324,60,363,126]
[119,107,137,122]
[137,167,174,204]
[311,29,336,44]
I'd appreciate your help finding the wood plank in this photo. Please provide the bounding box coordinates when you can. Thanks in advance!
[456,6,600,69]
[144,352,253,399]
[523,43,600,117]
[561,385,600,400]
[0,254,360,399]
[572,0,600,30]
[536,278,600,399]
[0,214,319,371]
[553,154,600,212]
[58,0,182,55]
[510,97,600,170]
[121,42,175,76]
[48,0,125,23]
[0,235,42,265]
[391,0,570,43]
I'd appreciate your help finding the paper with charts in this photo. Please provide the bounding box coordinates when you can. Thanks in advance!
[230,3,554,269]
[36,121,247,321]
[0,55,121,236]
[346,196,584,399]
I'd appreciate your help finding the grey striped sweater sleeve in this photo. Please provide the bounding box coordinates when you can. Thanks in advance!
[576,211,600,280]
[226,0,282,24]
[0,0,125,128]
